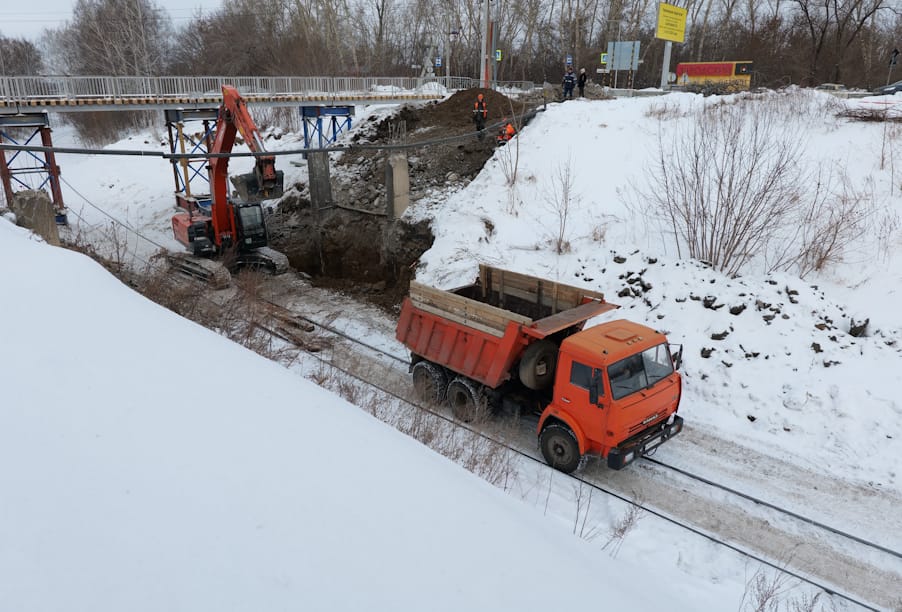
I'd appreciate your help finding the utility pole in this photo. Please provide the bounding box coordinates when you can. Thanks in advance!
[613,19,623,89]
[480,0,491,87]
[448,26,460,81]
[660,41,673,90]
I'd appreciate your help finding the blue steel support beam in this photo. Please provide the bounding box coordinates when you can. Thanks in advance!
[300,106,354,151]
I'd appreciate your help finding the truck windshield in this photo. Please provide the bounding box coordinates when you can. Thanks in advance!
[608,343,674,400]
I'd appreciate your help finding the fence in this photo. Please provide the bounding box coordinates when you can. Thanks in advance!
[0,75,536,105]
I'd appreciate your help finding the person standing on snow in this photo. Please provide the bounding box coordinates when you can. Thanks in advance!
[562,67,576,100]
[472,93,488,140]
[577,68,588,97]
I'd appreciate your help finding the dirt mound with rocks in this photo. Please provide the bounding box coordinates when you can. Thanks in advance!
[339,87,538,201]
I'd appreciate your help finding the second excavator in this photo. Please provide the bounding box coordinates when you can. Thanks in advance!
[170,85,289,287]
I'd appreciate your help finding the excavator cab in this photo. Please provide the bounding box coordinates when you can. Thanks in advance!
[234,201,268,250]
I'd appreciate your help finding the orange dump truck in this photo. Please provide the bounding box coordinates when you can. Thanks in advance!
[396,264,684,473]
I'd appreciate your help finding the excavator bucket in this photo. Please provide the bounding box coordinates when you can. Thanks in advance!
[231,169,285,202]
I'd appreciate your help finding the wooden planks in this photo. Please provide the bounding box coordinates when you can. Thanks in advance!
[410,265,610,337]
[531,301,619,335]
[409,281,532,336]
[478,264,606,313]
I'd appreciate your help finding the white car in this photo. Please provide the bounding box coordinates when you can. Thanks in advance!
[815,83,847,91]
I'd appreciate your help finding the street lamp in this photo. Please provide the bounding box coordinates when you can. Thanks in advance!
[448,28,460,80]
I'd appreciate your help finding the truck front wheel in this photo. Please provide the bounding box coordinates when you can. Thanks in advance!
[447,377,486,423]
[412,361,447,405]
[540,423,581,473]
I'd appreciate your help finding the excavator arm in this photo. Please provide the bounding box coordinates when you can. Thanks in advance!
[208,85,284,249]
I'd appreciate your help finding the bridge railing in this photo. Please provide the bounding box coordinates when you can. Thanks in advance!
[0,75,536,103]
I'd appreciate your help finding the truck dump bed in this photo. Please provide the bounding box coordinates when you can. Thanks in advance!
[397,265,617,388]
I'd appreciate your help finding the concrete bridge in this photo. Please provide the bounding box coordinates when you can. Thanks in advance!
[0,75,536,114]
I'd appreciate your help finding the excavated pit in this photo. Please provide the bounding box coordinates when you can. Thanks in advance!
[269,197,434,312]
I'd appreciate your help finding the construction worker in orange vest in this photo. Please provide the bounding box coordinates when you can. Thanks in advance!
[496,118,516,145]
[472,93,488,140]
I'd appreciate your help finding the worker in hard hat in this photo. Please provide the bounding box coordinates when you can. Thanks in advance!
[472,92,488,140]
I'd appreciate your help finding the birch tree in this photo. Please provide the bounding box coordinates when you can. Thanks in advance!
[56,0,171,76]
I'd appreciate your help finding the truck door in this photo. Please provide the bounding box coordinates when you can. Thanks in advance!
[554,354,608,452]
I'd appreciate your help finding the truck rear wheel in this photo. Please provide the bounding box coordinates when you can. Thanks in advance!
[447,377,486,423]
[540,423,581,473]
[519,339,558,390]
[412,361,447,405]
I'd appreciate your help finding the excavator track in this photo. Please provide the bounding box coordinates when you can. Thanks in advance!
[166,253,231,289]
[238,246,290,275]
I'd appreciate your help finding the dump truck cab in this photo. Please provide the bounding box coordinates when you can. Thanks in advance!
[538,319,683,471]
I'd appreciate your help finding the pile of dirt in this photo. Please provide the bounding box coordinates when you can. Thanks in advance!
[339,87,539,202]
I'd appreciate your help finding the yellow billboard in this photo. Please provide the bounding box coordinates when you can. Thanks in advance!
[655,2,687,43]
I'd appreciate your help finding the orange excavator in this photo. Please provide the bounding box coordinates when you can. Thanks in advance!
[170,85,288,286]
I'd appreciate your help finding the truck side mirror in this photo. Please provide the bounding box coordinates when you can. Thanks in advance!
[589,369,602,405]
[671,344,683,371]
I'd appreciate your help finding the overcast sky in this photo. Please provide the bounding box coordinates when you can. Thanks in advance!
[0,0,224,41]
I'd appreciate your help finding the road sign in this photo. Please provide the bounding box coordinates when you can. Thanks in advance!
[495,49,502,62]
[607,41,641,71]
[435,57,442,67]
[655,2,687,43]
[600,52,608,65]
[566,54,573,66]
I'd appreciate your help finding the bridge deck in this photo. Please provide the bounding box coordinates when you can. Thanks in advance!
[0,75,535,114]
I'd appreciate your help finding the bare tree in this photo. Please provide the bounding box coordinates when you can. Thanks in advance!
[641,93,881,277]
[54,0,171,76]
[543,153,579,254]
[0,35,43,75]
[768,170,873,278]
[792,0,890,84]
[642,97,806,276]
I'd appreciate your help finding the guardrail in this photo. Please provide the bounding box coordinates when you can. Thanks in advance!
[0,75,536,105]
